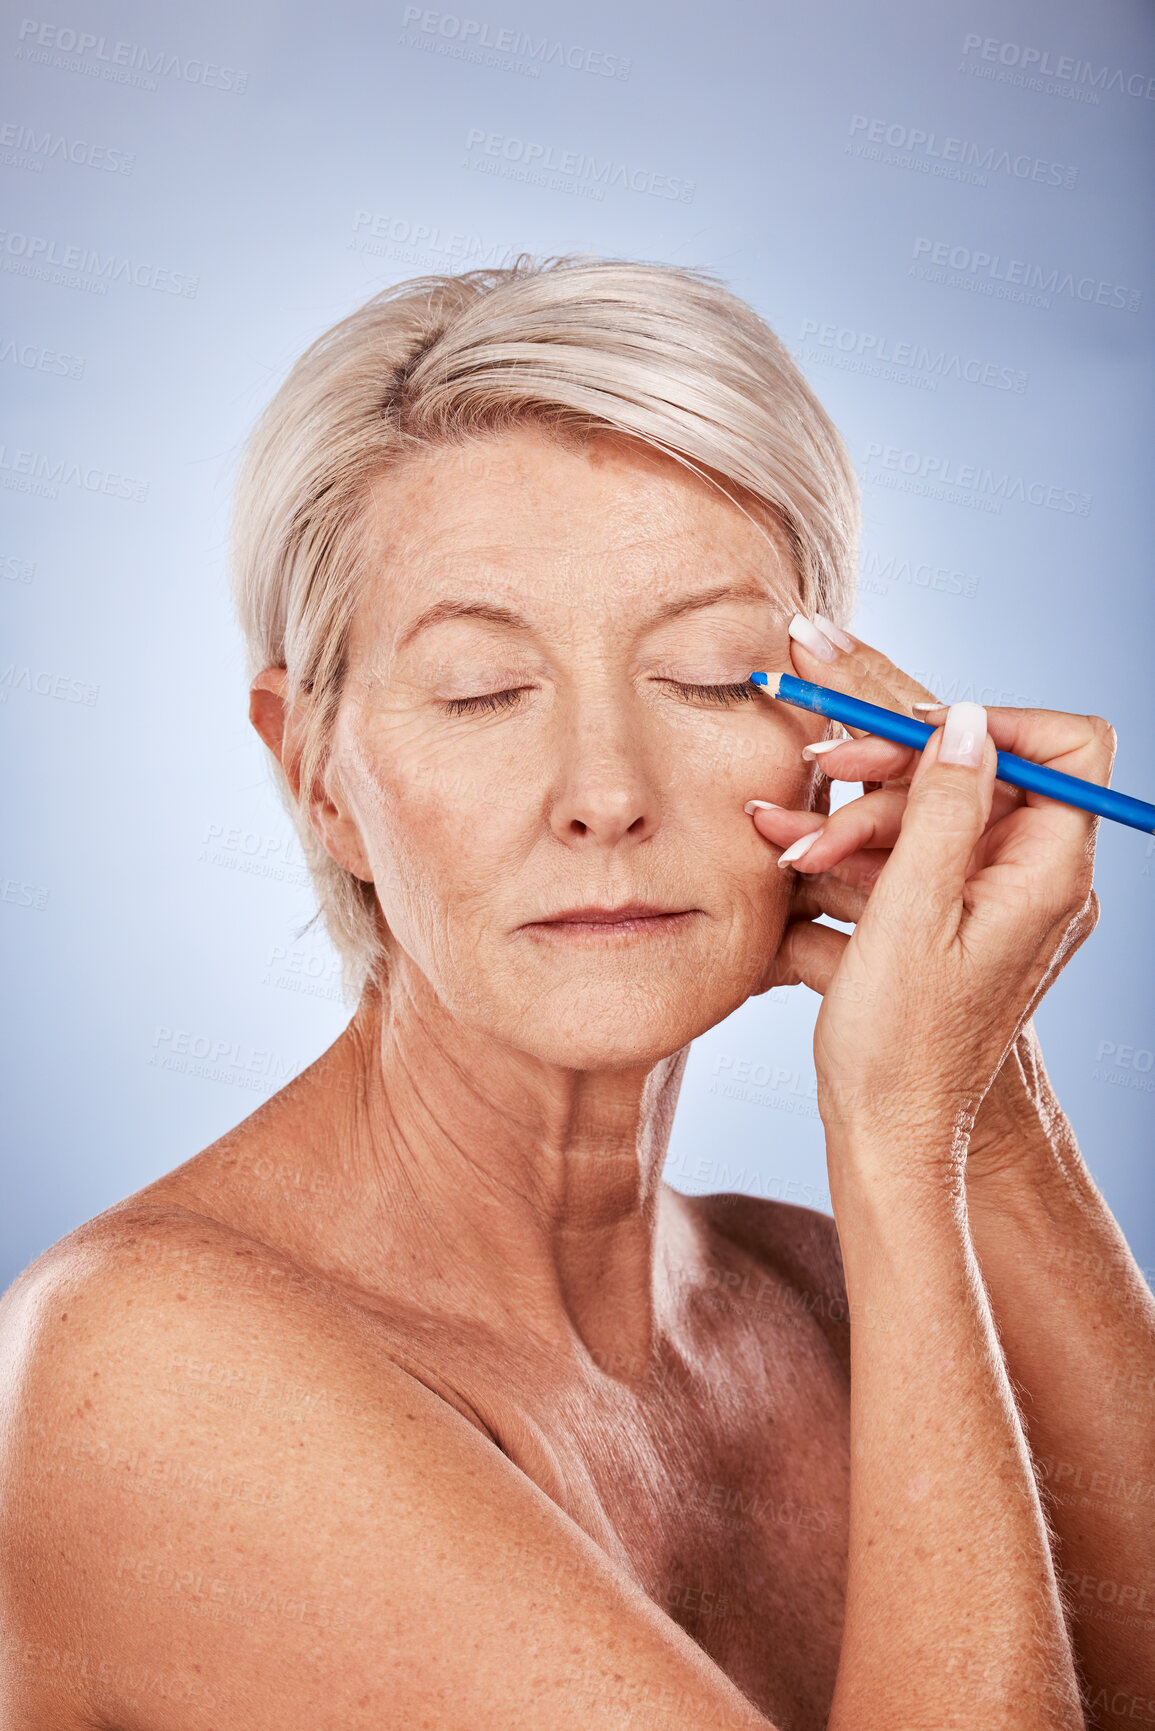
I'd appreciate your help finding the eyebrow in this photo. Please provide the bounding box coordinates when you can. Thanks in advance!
[394,580,777,652]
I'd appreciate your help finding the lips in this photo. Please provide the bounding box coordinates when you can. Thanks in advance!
[521,902,696,929]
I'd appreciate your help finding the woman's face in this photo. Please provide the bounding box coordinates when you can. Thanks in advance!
[326,426,821,1068]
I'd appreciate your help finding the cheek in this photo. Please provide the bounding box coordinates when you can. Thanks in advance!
[341,730,532,947]
[699,720,814,930]
[687,712,817,813]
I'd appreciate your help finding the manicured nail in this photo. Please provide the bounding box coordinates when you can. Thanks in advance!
[801,737,847,761]
[788,613,837,663]
[913,700,947,711]
[813,614,855,652]
[744,799,782,814]
[939,701,987,767]
[777,829,822,869]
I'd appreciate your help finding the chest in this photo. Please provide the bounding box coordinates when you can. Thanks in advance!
[442,1298,852,1731]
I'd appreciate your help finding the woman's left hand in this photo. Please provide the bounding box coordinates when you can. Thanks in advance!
[748,623,1112,1174]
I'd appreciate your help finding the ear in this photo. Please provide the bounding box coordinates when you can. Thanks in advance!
[248,667,374,883]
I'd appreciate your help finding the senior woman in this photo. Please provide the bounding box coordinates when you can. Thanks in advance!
[1,257,1152,1731]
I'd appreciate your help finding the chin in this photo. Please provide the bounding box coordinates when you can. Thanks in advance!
[458,968,753,1071]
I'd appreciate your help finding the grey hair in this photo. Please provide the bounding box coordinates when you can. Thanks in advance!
[230,254,860,1002]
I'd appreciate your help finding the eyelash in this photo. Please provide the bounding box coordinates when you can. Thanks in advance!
[673,680,757,706]
[444,688,526,716]
[442,680,757,716]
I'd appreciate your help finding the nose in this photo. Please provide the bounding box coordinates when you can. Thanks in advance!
[548,693,661,849]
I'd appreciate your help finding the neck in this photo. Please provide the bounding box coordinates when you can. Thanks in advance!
[264,959,697,1368]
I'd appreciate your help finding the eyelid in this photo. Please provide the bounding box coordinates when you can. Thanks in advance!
[660,678,758,706]
[441,675,762,718]
[442,686,531,716]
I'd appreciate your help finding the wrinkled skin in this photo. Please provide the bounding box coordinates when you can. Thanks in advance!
[1,425,1149,1731]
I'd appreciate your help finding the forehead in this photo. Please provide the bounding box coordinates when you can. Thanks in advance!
[352,427,798,629]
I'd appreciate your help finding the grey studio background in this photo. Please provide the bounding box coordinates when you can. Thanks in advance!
[2,0,1153,1291]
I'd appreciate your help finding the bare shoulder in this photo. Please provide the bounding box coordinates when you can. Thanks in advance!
[694,1190,846,1296]
[682,1189,850,1371]
[0,1207,771,1731]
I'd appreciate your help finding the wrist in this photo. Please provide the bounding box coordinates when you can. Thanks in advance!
[826,1123,970,1242]
[824,1102,972,1203]
[829,1164,981,1331]
[965,1025,1087,1206]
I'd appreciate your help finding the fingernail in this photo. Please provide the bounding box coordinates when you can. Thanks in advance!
[801,737,846,761]
[939,701,987,767]
[913,700,947,712]
[744,799,782,814]
[788,613,837,663]
[777,829,822,869]
[813,614,855,652]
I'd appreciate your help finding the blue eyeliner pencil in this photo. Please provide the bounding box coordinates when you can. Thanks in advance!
[749,672,1155,836]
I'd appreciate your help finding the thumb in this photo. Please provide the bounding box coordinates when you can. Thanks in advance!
[875,702,996,936]
[758,916,849,995]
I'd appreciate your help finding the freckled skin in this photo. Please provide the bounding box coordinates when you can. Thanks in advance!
[0,430,853,1729]
[3,426,1138,1729]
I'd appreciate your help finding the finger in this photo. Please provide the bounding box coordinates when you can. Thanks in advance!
[788,871,871,926]
[749,767,1023,878]
[748,796,895,897]
[799,735,918,782]
[766,915,851,997]
[909,703,1116,779]
[752,785,910,874]
[915,703,1116,855]
[786,614,944,722]
[865,703,997,942]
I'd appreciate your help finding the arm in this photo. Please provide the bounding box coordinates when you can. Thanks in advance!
[828,1143,1083,1731]
[964,1024,1155,1728]
[747,624,1146,1724]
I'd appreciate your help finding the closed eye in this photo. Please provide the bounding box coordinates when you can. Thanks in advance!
[443,679,760,717]
[666,680,758,706]
[442,688,530,716]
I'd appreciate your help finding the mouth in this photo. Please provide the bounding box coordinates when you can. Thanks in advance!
[518,902,700,938]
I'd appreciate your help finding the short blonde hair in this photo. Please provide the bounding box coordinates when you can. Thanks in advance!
[230,254,860,1001]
